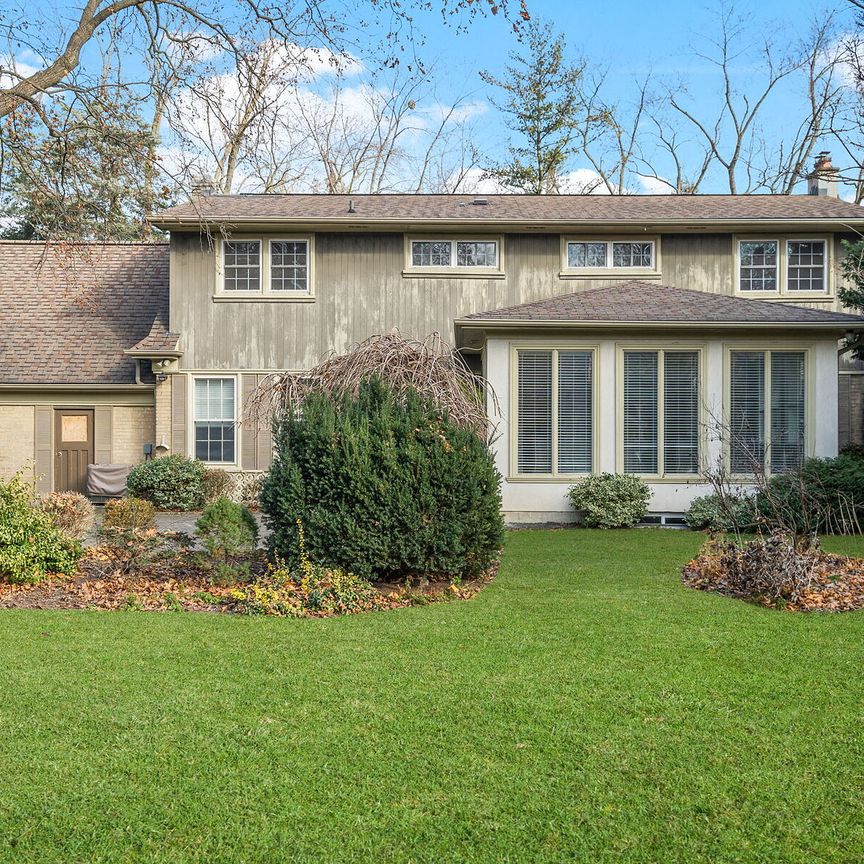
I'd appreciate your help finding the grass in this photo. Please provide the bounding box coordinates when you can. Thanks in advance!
[1,529,864,863]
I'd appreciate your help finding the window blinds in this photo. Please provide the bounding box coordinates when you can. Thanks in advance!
[663,351,700,474]
[770,352,806,472]
[623,352,658,474]
[730,352,766,473]
[557,351,593,473]
[517,351,553,473]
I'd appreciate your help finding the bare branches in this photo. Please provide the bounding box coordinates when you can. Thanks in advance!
[245,331,497,441]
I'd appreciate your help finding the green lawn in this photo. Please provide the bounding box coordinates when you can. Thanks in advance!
[1,529,864,863]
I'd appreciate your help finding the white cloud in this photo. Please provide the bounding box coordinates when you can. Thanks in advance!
[0,54,40,90]
[637,174,674,194]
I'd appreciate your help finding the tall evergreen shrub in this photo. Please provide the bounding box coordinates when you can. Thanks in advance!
[260,378,503,581]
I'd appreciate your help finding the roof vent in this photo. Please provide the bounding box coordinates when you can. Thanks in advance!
[348,198,356,213]
[471,197,489,206]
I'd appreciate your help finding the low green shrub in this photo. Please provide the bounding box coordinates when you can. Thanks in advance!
[195,497,258,560]
[839,442,864,462]
[202,468,232,504]
[0,475,81,583]
[127,455,205,511]
[684,492,758,532]
[567,473,651,529]
[41,491,95,540]
[758,455,864,534]
[260,378,503,582]
[103,497,156,531]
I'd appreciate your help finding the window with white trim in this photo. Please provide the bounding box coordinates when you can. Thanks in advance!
[787,240,826,292]
[270,239,309,293]
[409,238,500,270]
[194,378,236,463]
[737,238,829,295]
[222,241,261,291]
[622,349,700,476]
[516,349,593,475]
[564,239,656,271]
[729,350,806,474]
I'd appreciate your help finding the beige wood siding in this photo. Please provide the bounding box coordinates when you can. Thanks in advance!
[171,230,853,372]
[240,374,272,471]
[0,405,35,481]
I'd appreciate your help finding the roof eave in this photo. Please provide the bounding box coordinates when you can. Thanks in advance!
[455,318,862,331]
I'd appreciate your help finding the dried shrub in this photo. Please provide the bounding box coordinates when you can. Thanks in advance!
[103,497,156,531]
[41,491,95,540]
[92,527,190,578]
[247,331,495,440]
[202,468,232,504]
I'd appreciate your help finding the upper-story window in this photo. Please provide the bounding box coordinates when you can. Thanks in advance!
[562,237,659,275]
[406,237,503,276]
[736,237,828,296]
[223,240,261,291]
[219,237,313,299]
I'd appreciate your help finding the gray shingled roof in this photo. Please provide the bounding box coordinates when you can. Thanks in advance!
[126,315,181,355]
[457,281,864,327]
[152,193,864,226]
[0,242,170,385]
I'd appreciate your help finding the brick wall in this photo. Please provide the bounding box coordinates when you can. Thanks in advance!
[0,405,35,480]
[154,375,173,454]
[111,406,156,464]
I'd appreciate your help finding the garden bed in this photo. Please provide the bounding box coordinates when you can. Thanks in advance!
[0,545,495,615]
[682,544,864,611]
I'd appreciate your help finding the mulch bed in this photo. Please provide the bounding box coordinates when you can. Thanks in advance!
[682,551,864,612]
[0,549,496,615]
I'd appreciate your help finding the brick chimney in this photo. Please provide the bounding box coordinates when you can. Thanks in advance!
[807,152,839,198]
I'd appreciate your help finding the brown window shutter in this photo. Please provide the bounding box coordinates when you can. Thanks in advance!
[256,375,273,470]
[171,375,187,456]
[94,407,112,464]
[34,406,52,494]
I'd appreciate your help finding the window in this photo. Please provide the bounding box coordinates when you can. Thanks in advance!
[564,238,657,271]
[270,240,309,292]
[516,349,593,475]
[408,238,500,271]
[622,349,700,476]
[737,238,830,295]
[612,242,653,268]
[729,350,806,474]
[738,241,778,292]
[223,241,261,291]
[787,240,826,292]
[194,378,236,464]
[567,241,607,268]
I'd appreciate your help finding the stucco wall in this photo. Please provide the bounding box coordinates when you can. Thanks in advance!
[487,331,840,522]
[111,406,156,465]
[0,405,35,481]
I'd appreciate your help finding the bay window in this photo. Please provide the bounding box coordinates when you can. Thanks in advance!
[516,349,594,475]
[622,349,701,476]
[729,350,806,474]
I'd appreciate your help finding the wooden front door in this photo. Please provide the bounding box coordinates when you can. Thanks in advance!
[54,409,94,493]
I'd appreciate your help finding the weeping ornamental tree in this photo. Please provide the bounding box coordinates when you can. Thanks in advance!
[258,334,503,582]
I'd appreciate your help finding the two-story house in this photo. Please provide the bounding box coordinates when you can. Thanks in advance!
[3,170,864,522]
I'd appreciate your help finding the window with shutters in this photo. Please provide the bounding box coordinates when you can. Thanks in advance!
[562,236,659,275]
[729,349,807,474]
[193,377,236,464]
[514,348,594,476]
[735,237,830,296]
[620,348,701,477]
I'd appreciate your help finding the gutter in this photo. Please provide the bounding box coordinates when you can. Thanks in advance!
[0,383,155,391]
[454,318,862,332]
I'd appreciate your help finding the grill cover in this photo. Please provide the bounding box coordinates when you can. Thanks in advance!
[86,464,131,497]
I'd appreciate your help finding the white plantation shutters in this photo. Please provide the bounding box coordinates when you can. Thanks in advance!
[623,352,659,474]
[729,350,806,473]
[623,350,700,476]
[557,351,593,473]
[770,352,806,472]
[516,349,594,475]
[663,352,700,474]
[517,351,553,473]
